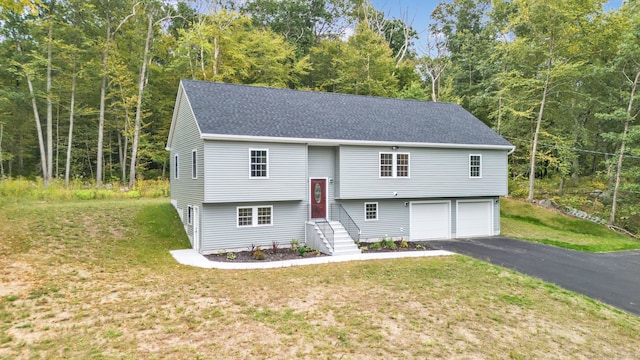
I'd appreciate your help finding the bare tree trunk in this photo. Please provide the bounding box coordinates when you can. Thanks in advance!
[213,36,219,77]
[0,122,4,177]
[609,70,639,225]
[65,64,77,187]
[527,43,554,202]
[55,104,59,178]
[46,0,56,183]
[96,23,111,186]
[117,83,131,183]
[18,41,48,184]
[129,11,154,188]
[497,95,503,134]
[96,4,137,186]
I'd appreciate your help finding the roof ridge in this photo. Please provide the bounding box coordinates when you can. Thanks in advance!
[180,79,461,107]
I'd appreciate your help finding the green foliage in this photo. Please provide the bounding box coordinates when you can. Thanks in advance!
[0,178,169,205]
[290,238,300,251]
[252,246,266,260]
[297,245,312,257]
[379,237,396,249]
[334,22,398,96]
[501,198,640,252]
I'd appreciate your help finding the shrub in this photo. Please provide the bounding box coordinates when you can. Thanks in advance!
[252,246,266,260]
[74,189,95,200]
[297,246,312,257]
[369,242,381,250]
[290,238,300,252]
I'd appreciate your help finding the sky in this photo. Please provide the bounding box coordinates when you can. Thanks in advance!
[372,0,625,50]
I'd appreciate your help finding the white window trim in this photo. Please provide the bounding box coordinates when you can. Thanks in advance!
[249,148,269,179]
[191,149,197,179]
[187,205,193,225]
[379,152,410,178]
[174,154,179,180]
[469,154,482,178]
[364,202,378,221]
[236,205,273,228]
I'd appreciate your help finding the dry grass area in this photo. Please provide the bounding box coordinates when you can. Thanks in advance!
[1,199,639,359]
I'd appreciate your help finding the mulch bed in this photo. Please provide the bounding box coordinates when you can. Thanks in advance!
[205,240,436,263]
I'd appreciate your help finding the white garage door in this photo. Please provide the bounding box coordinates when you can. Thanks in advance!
[457,200,493,238]
[411,202,450,240]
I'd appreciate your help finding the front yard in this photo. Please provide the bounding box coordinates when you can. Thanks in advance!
[1,199,639,358]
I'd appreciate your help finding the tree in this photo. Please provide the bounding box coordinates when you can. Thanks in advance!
[607,0,640,224]
[495,0,602,202]
[334,22,397,96]
[93,0,138,186]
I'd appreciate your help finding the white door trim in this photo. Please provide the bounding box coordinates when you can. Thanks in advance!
[309,177,329,219]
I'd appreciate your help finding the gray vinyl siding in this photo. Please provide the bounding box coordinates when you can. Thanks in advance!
[338,196,499,241]
[337,199,410,240]
[200,201,306,253]
[203,141,306,203]
[308,146,336,204]
[338,146,508,199]
[169,90,205,243]
[335,149,341,199]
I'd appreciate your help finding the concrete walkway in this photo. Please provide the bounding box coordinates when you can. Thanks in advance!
[170,249,454,270]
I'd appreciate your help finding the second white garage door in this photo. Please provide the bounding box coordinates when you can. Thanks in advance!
[457,200,493,238]
[410,202,451,240]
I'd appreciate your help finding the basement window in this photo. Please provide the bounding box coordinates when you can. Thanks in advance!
[364,202,378,221]
[237,206,273,227]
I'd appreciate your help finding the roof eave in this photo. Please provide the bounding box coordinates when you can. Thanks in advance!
[200,133,515,151]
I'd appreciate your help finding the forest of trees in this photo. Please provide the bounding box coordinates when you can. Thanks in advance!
[0,0,638,231]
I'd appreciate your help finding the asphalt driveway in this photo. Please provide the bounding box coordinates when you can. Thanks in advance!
[429,237,640,316]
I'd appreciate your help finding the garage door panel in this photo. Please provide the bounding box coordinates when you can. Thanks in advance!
[411,202,450,240]
[457,200,492,238]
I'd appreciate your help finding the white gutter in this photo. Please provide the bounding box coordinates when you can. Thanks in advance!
[200,133,516,151]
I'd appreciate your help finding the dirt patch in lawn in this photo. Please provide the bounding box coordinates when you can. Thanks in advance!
[204,240,436,262]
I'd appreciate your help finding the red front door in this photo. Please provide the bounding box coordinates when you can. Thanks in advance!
[310,178,327,219]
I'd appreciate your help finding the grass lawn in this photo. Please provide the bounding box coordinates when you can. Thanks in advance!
[501,197,640,252]
[1,199,639,359]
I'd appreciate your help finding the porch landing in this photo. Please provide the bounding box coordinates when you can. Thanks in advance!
[170,249,454,270]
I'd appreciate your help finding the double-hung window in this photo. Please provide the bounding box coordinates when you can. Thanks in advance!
[250,149,268,178]
[237,206,273,227]
[191,150,197,179]
[469,154,482,178]
[379,152,410,178]
[174,154,179,179]
[364,202,378,221]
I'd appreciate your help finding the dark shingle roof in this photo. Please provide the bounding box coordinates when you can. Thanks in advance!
[181,80,512,147]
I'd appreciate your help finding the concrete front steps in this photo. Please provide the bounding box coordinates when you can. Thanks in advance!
[329,221,361,256]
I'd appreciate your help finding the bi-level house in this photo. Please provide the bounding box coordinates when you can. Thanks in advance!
[166,80,514,255]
